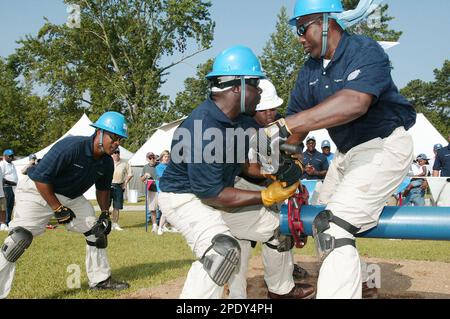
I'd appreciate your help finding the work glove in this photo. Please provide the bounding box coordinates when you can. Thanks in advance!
[261,181,300,207]
[248,119,293,174]
[276,155,304,186]
[98,210,112,235]
[54,205,76,224]
[264,118,292,142]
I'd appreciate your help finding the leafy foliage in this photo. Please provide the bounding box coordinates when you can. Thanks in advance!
[171,59,212,116]
[0,58,50,155]
[343,0,402,41]
[401,60,450,136]
[10,0,214,151]
[259,7,306,115]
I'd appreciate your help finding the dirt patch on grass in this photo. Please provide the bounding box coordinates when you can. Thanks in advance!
[119,255,450,299]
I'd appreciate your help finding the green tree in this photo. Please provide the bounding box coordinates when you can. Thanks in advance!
[343,0,402,41]
[171,59,213,116]
[0,58,50,155]
[401,60,450,136]
[12,0,214,151]
[259,6,306,115]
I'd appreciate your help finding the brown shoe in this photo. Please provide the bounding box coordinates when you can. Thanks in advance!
[362,282,378,299]
[268,283,315,299]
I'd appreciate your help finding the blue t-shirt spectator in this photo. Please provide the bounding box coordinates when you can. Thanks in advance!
[155,162,168,193]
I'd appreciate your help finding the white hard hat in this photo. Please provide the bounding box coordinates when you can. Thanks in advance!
[255,79,283,111]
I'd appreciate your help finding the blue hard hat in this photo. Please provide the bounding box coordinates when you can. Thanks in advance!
[434,143,443,151]
[206,45,266,79]
[3,149,14,156]
[321,140,331,148]
[90,111,128,138]
[289,0,344,26]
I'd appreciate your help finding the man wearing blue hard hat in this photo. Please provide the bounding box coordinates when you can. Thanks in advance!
[0,111,130,298]
[159,45,314,299]
[0,149,18,229]
[258,0,416,298]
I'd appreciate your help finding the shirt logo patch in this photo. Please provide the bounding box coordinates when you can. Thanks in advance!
[334,79,343,83]
[347,69,361,81]
[73,164,84,168]
[97,171,104,176]
[309,79,319,86]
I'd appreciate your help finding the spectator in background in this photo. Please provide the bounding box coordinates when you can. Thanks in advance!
[140,152,159,233]
[155,150,171,235]
[0,165,7,231]
[429,143,443,175]
[0,149,18,226]
[302,137,329,180]
[433,135,450,177]
[403,154,430,206]
[21,154,37,175]
[321,140,334,165]
[110,149,133,231]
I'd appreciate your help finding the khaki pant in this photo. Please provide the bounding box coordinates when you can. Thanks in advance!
[0,177,111,298]
[316,127,413,298]
[158,177,294,299]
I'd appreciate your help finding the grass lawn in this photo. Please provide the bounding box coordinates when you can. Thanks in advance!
[2,211,450,298]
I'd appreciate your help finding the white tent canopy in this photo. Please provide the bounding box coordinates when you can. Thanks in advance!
[406,113,447,159]
[306,113,446,160]
[12,114,134,199]
[128,117,186,167]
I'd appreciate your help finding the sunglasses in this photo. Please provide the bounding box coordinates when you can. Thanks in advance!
[245,78,260,88]
[113,151,120,154]
[104,131,123,143]
[296,17,322,37]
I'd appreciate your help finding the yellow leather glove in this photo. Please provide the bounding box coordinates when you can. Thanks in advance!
[261,181,300,207]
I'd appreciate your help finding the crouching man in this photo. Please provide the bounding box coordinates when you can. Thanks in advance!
[158,45,315,299]
[0,112,130,298]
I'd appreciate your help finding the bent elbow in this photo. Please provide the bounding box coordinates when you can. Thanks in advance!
[349,92,373,118]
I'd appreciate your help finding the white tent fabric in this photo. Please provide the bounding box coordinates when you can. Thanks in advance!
[128,117,186,166]
[406,113,447,159]
[306,113,446,160]
[12,114,134,199]
[378,41,399,51]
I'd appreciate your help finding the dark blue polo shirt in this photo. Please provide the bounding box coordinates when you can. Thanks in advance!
[28,135,114,199]
[302,149,329,180]
[287,32,416,153]
[160,98,252,199]
[433,144,450,177]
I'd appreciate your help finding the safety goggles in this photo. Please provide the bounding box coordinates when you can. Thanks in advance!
[245,78,260,88]
[212,77,260,89]
[105,131,123,143]
[296,17,322,37]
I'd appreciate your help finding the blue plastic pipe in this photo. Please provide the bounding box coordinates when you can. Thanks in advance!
[280,205,450,240]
